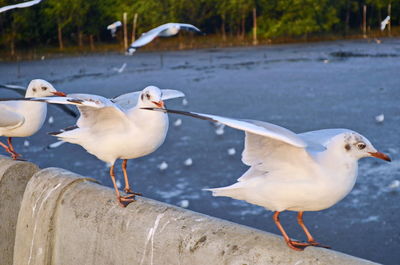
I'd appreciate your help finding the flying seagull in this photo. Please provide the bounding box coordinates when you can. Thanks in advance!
[127,23,201,55]
[144,108,391,251]
[381,16,390,31]
[0,0,42,13]
[107,21,122,37]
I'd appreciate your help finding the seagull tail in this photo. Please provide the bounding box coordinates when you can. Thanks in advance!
[203,183,243,198]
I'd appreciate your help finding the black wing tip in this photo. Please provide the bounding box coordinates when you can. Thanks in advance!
[48,125,78,136]
[142,107,217,123]
[48,131,62,136]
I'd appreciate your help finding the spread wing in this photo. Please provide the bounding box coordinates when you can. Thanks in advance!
[176,23,201,33]
[0,104,24,129]
[0,84,26,96]
[112,89,185,110]
[240,120,318,181]
[141,108,318,182]
[25,94,130,130]
[144,109,306,147]
[129,24,170,49]
[0,0,41,13]
[298,129,351,149]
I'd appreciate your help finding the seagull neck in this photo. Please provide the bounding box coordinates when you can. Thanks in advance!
[318,147,359,180]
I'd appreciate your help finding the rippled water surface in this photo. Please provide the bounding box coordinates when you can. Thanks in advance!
[1,39,399,264]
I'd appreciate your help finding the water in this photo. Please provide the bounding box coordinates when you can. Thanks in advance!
[1,38,399,264]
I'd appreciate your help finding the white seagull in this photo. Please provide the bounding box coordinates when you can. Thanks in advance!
[144,108,391,250]
[381,16,390,31]
[0,79,67,160]
[21,86,184,207]
[107,21,122,37]
[0,0,41,13]
[127,23,201,54]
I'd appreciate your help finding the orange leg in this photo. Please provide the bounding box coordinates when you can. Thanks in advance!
[109,164,135,208]
[121,159,142,196]
[0,139,21,160]
[297,211,330,249]
[7,137,22,160]
[273,211,311,251]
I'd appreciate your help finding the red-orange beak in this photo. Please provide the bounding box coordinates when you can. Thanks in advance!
[369,151,391,162]
[152,100,164,108]
[52,91,67,97]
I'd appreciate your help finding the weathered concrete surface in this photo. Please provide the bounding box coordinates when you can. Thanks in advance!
[13,167,377,265]
[0,156,39,265]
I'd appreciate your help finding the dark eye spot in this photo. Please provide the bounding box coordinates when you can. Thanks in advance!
[32,88,37,92]
[357,142,366,150]
[345,144,351,151]
[146,94,151,100]
[41,86,47,91]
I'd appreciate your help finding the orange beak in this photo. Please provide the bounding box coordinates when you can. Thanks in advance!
[152,100,165,108]
[52,91,67,97]
[369,151,391,162]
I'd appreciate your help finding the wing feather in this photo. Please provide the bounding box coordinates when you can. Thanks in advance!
[0,105,24,128]
[26,95,130,130]
[112,89,185,110]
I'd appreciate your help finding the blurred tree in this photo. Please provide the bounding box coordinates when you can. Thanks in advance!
[0,0,399,54]
[44,0,75,50]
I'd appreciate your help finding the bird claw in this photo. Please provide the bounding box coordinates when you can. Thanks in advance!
[117,195,137,207]
[308,240,331,249]
[287,240,330,251]
[9,150,23,161]
[286,240,307,251]
[123,188,142,196]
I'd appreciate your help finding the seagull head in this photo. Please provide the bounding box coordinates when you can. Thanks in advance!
[139,86,164,108]
[331,131,391,162]
[26,79,66,98]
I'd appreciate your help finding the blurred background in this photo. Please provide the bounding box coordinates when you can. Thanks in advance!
[0,0,399,59]
[1,1,400,264]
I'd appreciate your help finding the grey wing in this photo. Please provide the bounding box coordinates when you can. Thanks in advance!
[0,84,26,96]
[112,89,185,110]
[0,106,24,128]
[0,0,41,13]
[129,24,170,48]
[298,129,351,149]
[66,94,128,129]
[240,120,316,181]
[129,32,158,48]
[177,23,201,33]
[112,91,141,110]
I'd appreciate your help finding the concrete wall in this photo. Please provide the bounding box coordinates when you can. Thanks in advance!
[0,158,378,265]
[0,156,39,265]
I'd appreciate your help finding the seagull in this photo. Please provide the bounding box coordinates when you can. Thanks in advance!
[143,108,391,250]
[107,21,122,37]
[127,23,201,55]
[18,86,184,207]
[0,79,67,160]
[381,16,390,31]
[0,83,77,117]
[0,0,41,13]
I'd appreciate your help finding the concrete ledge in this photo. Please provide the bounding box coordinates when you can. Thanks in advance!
[0,156,39,265]
[9,165,377,265]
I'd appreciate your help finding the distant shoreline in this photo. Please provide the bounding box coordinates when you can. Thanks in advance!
[0,30,398,62]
